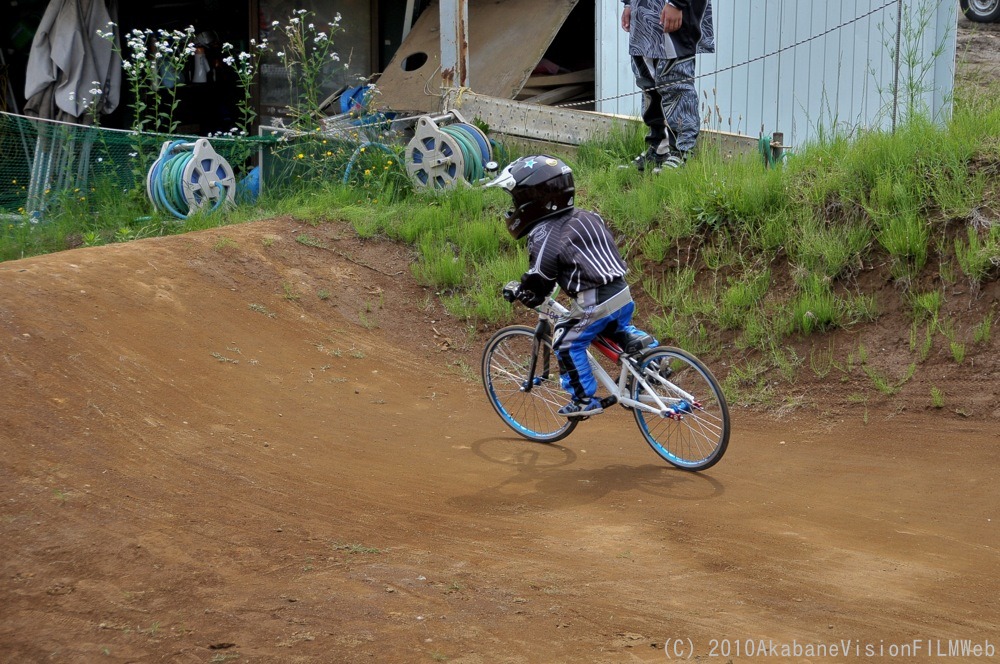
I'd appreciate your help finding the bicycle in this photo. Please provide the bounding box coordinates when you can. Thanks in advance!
[481,284,730,471]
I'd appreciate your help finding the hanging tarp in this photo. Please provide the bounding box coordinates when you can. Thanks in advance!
[24,0,121,122]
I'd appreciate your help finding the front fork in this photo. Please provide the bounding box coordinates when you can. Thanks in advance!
[521,319,553,392]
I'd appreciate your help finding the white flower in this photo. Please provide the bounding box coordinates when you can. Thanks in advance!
[223,56,235,66]
[290,17,299,25]
[222,42,233,50]
[239,52,251,61]
[89,88,102,95]
[129,152,138,157]
[272,20,279,27]
[277,51,285,58]
[330,52,340,61]
[308,23,315,29]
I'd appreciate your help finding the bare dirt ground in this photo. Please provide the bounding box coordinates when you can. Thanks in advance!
[1,217,998,663]
[2,20,1000,664]
[957,16,1000,87]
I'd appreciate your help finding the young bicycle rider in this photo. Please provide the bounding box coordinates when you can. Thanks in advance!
[486,155,655,418]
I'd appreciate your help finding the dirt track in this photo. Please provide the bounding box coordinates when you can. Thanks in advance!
[1,220,997,663]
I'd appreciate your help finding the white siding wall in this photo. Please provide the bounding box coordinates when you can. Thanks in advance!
[595,0,958,148]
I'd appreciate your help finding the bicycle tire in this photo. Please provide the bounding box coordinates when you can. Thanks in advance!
[482,325,578,443]
[629,347,730,471]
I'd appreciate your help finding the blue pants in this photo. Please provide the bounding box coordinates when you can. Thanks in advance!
[552,301,650,402]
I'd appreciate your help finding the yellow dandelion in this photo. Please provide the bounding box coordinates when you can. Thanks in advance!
[360,146,365,153]
[11,179,16,184]
[364,169,371,176]
[297,153,304,159]
[326,151,332,157]
[387,160,393,166]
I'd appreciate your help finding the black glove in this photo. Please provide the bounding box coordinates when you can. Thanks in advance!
[502,280,545,308]
[502,280,521,303]
[517,289,545,308]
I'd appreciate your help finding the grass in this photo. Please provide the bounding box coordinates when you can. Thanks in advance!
[930,386,945,408]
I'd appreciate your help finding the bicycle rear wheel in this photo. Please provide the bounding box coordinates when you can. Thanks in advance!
[482,325,578,443]
[630,347,729,471]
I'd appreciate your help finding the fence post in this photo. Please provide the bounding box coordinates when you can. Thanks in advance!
[891,0,904,132]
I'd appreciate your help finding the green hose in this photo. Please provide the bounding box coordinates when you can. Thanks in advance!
[149,141,230,219]
[440,125,485,182]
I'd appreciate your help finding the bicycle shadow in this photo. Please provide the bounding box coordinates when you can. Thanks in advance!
[453,436,725,510]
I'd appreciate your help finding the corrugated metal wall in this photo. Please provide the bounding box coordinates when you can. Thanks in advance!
[595,0,958,148]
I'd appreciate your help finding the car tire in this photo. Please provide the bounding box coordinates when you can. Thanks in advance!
[961,0,1000,22]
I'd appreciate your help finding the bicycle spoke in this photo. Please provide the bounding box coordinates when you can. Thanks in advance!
[631,348,730,471]
[482,327,577,443]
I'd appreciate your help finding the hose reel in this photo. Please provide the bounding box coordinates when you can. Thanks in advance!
[147,139,236,218]
[404,110,495,190]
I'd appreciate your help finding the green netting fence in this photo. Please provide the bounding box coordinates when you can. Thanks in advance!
[0,111,401,223]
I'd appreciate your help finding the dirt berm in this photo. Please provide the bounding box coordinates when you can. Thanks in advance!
[1,219,997,663]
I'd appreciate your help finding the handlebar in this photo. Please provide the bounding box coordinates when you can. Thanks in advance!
[502,281,569,320]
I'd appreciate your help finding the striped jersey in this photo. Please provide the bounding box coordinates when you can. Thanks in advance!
[521,208,628,298]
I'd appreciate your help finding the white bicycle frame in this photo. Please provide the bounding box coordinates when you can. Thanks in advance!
[535,296,697,420]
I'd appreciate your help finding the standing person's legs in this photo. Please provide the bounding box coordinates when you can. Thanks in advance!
[630,56,669,159]
[655,56,700,156]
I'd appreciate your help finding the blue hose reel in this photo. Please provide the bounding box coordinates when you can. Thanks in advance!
[147,139,236,219]
[404,110,495,190]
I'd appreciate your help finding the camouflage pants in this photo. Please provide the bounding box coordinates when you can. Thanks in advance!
[630,55,700,154]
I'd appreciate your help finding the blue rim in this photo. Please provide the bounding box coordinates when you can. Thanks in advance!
[632,353,722,468]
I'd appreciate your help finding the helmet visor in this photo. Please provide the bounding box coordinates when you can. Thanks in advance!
[484,163,517,191]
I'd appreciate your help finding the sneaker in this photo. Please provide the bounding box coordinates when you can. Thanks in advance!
[651,151,687,173]
[558,398,604,418]
[628,147,666,173]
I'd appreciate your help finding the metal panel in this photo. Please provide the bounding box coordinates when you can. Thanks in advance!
[378,0,580,113]
[596,0,957,148]
[444,88,758,156]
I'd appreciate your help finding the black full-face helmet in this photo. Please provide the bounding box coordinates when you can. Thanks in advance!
[485,155,575,239]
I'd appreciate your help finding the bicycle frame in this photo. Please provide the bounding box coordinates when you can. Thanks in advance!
[525,296,697,420]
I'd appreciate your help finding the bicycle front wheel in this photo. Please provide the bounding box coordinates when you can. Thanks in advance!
[630,347,730,471]
[482,325,578,443]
